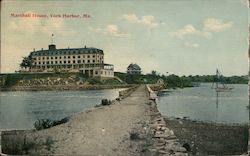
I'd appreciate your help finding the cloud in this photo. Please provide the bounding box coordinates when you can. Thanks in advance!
[123,14,159,28]
[88,27,102,33]
[89,24,130,37]
[185,42,199,48]
[169,24,211,39]
[203,18,233,32]
[170,18,232,39]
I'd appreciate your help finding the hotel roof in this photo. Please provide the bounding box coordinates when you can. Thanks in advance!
[30,45,104,56]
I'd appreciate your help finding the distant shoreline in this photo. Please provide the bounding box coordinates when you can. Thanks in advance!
[0,84,133,92]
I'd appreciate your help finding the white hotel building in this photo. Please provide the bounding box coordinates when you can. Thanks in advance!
[29,44,114,78]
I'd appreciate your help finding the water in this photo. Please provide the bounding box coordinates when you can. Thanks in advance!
[0,89,123,130]
[157,83,248,124]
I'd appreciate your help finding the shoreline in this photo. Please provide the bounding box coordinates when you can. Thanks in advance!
[0,84,134,92]
[164,117,248,155]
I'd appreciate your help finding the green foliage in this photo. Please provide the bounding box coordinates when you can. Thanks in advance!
[187,75,248,84]
[165,74,192,88]
[102,78,123,85]
[34,117,69,130]
[4,74,22,87]
[87,77,102,85]
[20,55,34,69]
[130,131,140,140]
[101,99,111,105]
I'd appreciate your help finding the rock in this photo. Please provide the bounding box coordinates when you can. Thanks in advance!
[158,149,168,154]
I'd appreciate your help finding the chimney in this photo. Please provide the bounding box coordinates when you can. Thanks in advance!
[49,44,56,50]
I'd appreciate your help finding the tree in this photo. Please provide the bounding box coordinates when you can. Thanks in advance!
[20,55,33,69]
[151,70,157,76]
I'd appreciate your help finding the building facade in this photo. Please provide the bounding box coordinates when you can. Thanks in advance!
[127,63,141,74]
[29,44,114,77]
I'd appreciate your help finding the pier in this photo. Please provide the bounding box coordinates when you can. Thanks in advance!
[1,85,187,155]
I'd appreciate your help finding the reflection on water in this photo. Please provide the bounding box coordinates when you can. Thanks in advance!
[157,83,248,124]
[0,89,122,129]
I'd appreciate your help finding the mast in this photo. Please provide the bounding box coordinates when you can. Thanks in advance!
[216,68,219,89]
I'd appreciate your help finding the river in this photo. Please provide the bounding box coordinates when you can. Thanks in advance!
[157,83,248,124]
[0,89,123,130]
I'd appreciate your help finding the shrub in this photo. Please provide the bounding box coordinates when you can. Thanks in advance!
[101,99,111,106]
[130,131,140,140]
[34,117,69,130]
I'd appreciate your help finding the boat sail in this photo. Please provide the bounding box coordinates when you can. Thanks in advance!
[211,69,233,92]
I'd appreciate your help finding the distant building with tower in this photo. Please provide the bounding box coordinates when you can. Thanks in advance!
[127,63,141,74]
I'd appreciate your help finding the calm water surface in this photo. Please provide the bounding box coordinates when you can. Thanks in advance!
[157,83,248,124]
[0,89,123,130]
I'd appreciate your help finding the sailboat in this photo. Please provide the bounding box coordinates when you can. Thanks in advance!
[211,69,233,92]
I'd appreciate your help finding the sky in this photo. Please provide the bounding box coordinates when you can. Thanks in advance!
[0,0,249,76]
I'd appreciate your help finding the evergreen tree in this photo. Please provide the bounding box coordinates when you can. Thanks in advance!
[20,55,33,69]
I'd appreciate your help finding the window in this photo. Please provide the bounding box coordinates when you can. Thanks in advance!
[55,57,57,59]
[68,56,71,59]
[60,61,62,64]
[82,60,85,63]
[59,56,62,59]
[51,57,53,59]
[46,61,49,64]
[83,55,85,58]
[38,57,41,60]
[47,57,49,59]
[87,60,90,63]
[78,55,81,58]
[39,62,41,64]
[42,57,45,60]
[55,61,58,64]
[93,60,95,63]
[64,61,66,64]
[43,62,45,64]
[93,55,95,58]
[77,60,81,63]
[64,56,66,59]
[73,60,75,64]
[87,55,90,58]
[68,60,71,63]
[73,56,75,58]
[95,71,98,75]
[51,61,53,64]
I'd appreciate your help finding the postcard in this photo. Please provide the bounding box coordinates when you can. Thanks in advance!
[0,0,249,155]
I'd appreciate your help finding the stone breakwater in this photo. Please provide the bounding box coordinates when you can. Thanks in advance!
[1,85,187,155]
[148,103,187,155]
[146,84,187,155]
